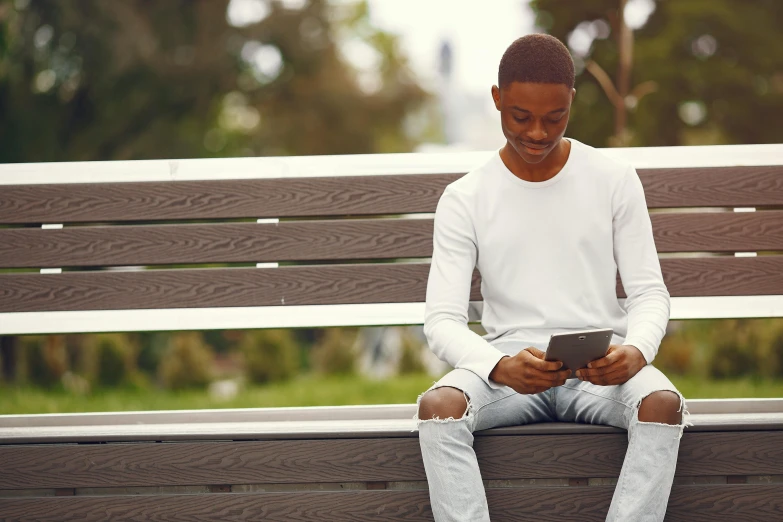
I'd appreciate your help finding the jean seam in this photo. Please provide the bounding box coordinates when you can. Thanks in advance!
[560,383,632,410]
[473,387,519,416]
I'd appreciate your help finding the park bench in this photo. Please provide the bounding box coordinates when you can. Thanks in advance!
[1,143,782,521]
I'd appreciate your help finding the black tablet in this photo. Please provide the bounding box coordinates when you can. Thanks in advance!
[544,328,613,378]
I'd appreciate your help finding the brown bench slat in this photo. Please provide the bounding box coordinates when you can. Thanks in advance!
[0,432,779,490]
[0,220,435,269]
[641,165,783,208]
[3,211,783,269]
[0,174,460,225]
[2,166,782,225]
[3,256,783,313]
[1,485,780,521]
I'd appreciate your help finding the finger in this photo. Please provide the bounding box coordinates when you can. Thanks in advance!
[523,349,563,372]
[577,363,620,380]
[585,369,628,386]
[525,347,545,359]
[587,347,620,369]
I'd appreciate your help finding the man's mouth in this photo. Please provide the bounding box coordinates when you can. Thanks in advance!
[520,142,550,154]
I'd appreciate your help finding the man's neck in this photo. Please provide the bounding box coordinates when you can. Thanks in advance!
[500,139,571,183]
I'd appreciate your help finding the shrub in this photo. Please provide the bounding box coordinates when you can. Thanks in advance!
[240,329,301,384]
[20,335,68,388]
[310,328,359,375]
[398,328,427,375]
[85,333,138,388]
[157,332,214,390]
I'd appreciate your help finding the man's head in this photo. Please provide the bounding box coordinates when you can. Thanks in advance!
[492,34,576,165]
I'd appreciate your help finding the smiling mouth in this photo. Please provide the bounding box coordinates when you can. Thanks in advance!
[520,142,550,153]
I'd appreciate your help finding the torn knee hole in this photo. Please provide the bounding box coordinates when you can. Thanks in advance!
[415,386,471,423]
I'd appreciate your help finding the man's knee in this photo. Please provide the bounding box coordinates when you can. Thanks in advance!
[418,386,468,421]
[638,390,682,425]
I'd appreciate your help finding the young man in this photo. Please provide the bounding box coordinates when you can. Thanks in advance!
[416,34,689,522]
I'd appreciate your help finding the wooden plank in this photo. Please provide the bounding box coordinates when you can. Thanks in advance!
[2,166,782,225]
[0,220,434,269]
[649,210,783,253]
[639,165,783,208]
[1,485,781,521]
[3,211,783,269]
[1,432,780,490]
[0,174,460,225]
[3,256,783,313]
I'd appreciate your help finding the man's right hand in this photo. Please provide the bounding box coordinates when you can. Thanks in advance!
[489,347,572,394]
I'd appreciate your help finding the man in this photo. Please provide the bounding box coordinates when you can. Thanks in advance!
[416,34,689,521]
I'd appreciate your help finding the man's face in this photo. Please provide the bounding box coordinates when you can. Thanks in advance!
[491,81,575,164]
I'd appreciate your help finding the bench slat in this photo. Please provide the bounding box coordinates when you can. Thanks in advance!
[0,431,779,490]
[1,485,780,521]
[3,211,783,269]
[3,257,783,312]
[2,166,782,225]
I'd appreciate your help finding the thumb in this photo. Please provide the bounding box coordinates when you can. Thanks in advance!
[524,347,545,359]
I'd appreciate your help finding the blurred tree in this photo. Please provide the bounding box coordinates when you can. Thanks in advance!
[531,0,783,146]
[0,0,428,162]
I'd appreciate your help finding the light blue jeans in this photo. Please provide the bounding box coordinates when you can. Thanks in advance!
[415,341,691,522]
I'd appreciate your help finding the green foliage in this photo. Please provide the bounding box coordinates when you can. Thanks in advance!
[157,332,214,390]
[19,335,68,388]
[531,0,783,146]
[88,334,138,388]
[0,0,428,163]
[310,328,359,375]
[240,329,301,384]
[397,329,426,375]
[656,319,783,379]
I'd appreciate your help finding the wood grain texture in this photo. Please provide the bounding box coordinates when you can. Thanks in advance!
[2,166,782,225]
[1,485,781,521]
[1,432,779,490]
[3,211,782,269]
[0,220,434,268]
[3,256,783,313]
[0,174,460,224]
[639,165,783,208]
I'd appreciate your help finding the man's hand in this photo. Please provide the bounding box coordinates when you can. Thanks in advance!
[489,347,572,394]
[575,344,647,386]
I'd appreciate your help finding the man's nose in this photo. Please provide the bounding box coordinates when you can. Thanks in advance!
[526,120,547,141]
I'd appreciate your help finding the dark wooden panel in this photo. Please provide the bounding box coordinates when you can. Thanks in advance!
[0,220,434,269]
[4,211,783,269]
[1,485,782,521]
[3,256,783,313]
[1,432,780,490]
[650,210,783,253]
[0,174,461,224]
[2,166,782,225]
[639,165,783,208]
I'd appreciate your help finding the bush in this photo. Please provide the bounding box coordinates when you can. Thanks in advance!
[157,332,214,390]
[82,333,139,388]
[20,335,68,388]
[310,328,359,375]
[398,328,426,375]
[240,329,301,384]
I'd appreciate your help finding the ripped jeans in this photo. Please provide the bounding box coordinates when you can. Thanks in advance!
[415,342,690,522]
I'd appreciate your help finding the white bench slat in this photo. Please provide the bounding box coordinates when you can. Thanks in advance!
[1,296,782,335]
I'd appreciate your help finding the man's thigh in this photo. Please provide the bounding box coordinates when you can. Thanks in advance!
[417,368,555,432]
[553,365,683,429]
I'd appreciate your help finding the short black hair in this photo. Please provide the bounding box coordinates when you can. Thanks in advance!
[498,34,575,89]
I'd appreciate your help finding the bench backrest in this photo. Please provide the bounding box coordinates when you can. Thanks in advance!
[2,144,782,335]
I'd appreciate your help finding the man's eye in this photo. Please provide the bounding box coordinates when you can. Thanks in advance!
[548,118,563,124]
[513,117,529,123]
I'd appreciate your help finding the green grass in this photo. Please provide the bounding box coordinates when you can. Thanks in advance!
[0,373,439,414]
[0,373,781,415]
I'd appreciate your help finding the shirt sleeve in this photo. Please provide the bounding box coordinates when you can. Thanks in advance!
[423,186,509,388]
[612,166,671,363]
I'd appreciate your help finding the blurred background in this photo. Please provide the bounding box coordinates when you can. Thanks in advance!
[1,0,782,413]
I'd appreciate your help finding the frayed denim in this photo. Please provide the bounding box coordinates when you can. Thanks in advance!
[415,342,691,522]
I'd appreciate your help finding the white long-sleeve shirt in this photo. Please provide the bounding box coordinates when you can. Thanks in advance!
[423,138,670,388]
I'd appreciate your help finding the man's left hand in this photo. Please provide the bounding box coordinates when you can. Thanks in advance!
[575,344,647,386]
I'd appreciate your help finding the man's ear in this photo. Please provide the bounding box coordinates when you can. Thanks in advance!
[491,85,501,111]
[571,87,576,102]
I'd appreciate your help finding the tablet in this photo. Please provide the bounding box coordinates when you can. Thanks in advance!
[544,328,613,378]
